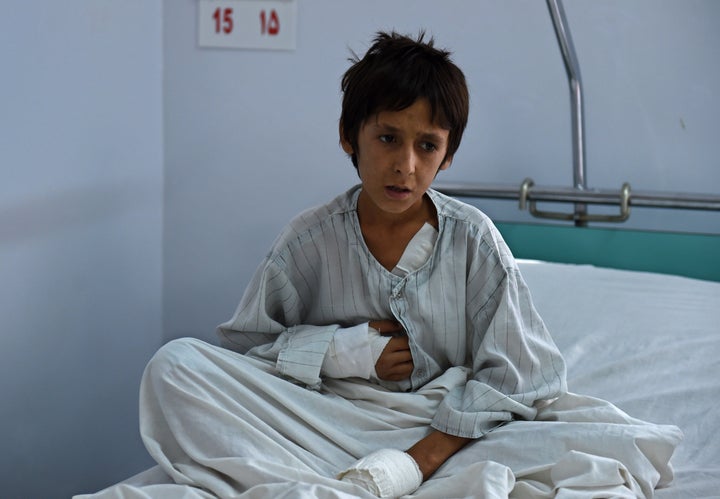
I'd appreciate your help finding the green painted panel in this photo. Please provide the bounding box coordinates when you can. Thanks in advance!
[495,222,720,282]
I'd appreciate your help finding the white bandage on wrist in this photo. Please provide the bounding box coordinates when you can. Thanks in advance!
[321,323,373,379]
[337,448,423,498]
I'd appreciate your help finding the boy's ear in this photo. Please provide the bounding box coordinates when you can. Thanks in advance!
[339,121,354,155]
[439,155,453,171]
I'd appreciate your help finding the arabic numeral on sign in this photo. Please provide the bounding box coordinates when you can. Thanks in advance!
[260,9,280,36]
[212,7,233,34]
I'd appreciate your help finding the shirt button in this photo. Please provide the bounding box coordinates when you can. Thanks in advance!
[416,369,425,377]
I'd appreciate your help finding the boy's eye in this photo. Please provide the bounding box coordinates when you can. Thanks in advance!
[379,134,395,144]
[420,142,438,152]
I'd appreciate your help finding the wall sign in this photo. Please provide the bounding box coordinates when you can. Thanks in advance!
[198,0,297,50]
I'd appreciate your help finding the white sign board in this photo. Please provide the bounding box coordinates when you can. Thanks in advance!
[198,0,297,50]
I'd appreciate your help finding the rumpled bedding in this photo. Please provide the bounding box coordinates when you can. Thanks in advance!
[75,261,720,498]
[518,261,720,499]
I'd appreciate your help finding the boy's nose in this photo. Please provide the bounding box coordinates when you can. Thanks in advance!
[393,147,416,175]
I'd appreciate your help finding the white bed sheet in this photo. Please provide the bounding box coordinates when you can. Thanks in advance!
[517,260,720,498]
[77,261,720,498]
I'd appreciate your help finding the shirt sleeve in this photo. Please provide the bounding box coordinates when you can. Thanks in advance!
[217,255,339,389]
[431,251,567,438]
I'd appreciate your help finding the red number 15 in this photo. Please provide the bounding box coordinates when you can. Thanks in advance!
[213,7,233,34]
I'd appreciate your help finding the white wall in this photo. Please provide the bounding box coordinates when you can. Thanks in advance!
[0,2,162,497]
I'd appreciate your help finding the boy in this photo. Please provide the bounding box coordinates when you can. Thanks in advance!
[79,30,681,499]
[207,31,564,496]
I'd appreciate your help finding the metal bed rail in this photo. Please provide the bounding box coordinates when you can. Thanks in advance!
[435,180,720,223]
[436,0,720,224]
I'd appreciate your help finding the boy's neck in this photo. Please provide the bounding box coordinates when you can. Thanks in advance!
[357,192,437,230]
[357,192,438,272]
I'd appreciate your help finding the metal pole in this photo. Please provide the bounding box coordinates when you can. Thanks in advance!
[547,0,588,224]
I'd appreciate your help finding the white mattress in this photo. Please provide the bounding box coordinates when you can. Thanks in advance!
[78,261,720,498]
[517,260,720,498]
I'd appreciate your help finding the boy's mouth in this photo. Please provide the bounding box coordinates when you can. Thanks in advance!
[385,185,412,199]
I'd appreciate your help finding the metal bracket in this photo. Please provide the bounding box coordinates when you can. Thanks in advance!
[519,178,632,223]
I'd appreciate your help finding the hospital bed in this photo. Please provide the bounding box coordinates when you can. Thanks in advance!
[509,226,720,498]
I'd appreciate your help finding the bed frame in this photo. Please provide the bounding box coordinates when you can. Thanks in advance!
[495,222,720,282]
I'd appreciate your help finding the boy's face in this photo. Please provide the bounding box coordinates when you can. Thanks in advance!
[341,98,451,221]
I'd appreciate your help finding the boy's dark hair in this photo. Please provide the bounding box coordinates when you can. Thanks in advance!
[340,31,469,168]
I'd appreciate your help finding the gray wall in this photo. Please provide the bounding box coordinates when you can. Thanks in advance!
[1,1,718,497]
[0,2,162,497]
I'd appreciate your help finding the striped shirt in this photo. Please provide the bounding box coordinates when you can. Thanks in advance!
[218,185,567,438]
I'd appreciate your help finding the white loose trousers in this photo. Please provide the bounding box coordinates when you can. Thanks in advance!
[132,338,681,499]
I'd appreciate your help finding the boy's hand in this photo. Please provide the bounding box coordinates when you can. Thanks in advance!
[369,320,414,381]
